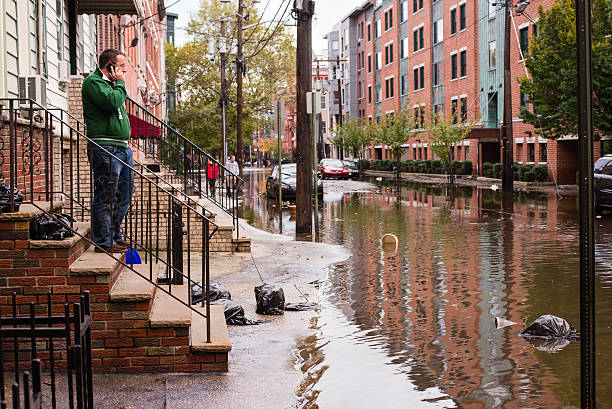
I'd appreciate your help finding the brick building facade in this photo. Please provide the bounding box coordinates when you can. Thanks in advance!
[325,0,602,183]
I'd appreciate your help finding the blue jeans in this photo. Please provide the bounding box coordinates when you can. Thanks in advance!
[87,144,134,247]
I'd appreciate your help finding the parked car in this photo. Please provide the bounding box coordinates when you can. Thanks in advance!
[266,163,323,200]
[594,155,612,211]
[342,160,359,179]
[318,159,349,180]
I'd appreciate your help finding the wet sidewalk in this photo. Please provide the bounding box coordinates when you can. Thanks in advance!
[89,221,349,409]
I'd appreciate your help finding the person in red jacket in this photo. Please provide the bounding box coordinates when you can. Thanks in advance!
[206,160,219,197]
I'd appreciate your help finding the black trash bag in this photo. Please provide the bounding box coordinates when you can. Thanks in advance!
[524,337,571,353]
[285,302,321,311]
[211,299,263,326]
[519,314,579,340]
[255,283,285,315]
[191,282,232,305]
[0,184,24,213]
[30,214,76,240]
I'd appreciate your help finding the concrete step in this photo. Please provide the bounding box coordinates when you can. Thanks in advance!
[0,201,63,221]
[109,263,161,302]
[190,304,232,353]
[149,284,192,327]
[70,246,122,276]
[29,222,90,249]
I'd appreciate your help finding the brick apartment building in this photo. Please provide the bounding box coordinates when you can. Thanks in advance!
[324,0,603,183]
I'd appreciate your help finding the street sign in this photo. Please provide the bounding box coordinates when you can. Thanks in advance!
[306,91,321,114]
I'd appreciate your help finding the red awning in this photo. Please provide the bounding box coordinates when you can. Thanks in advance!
[129,114,162,138]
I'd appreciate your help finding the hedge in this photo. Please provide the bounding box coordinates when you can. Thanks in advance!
[362,159,548,181]
[364,160,474,175]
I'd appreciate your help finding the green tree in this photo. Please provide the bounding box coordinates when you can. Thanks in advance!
[427,111,474,185]
[376,106,420,172]
[332,116,373,161]
[518,0,612,139]
[166,0,295,157]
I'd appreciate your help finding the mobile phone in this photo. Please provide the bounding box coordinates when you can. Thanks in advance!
[106,63,116,73]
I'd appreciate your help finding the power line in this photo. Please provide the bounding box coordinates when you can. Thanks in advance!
[246,0,292,59]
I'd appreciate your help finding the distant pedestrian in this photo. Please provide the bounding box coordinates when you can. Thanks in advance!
[207,160,219,197]
[226,155,239,198]
[82,49,133,253]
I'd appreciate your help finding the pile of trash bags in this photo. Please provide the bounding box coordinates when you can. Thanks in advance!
[191,282,262,325]
[0,184,24,213]
[30,214,76,240]
[191,282,321,325]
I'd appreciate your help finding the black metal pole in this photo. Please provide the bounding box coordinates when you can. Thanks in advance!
[577,0,596,406]
[501,0,514,193]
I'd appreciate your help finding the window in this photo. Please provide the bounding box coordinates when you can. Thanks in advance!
[413,68,419,90]
[344,28,349,47]
[489,41,496,69]
[332,40,339,50]
[368,54,372,73]
[385,77,394,99]
[384,11,389,31]
[358,81,362,99]
[433,62,441,86]
[321,95,326,109]
[412,0,423,12]
[375,84,381,103]
[414,106,420,127]
[451,53,458,79]
[419,27,424,49]
[367,24,371,41]
[451,99,458,124]
[376,19,381,38]
[412,26,424,51]
[519,27,529,56]
[460,50,467,77]
[459,4,466,30]
[413,30,418,51]
[433,19,443,44]
[376,52,381,70]
[389,8,393,29]
[533,23,538,37]
[419,66,425,89]
[400,1,408,22]
[450,8,457,35]
[528,143,535,162]
[401,37,408,59]
[540,143,547,162]
[401,74,409,94]
[384,43,394,65]
[368,85,372,104]
[460,97,468,121]
[465,145,470,159]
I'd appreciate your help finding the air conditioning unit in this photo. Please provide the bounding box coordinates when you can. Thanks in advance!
[58,60,70,85]
[18,75,47,109]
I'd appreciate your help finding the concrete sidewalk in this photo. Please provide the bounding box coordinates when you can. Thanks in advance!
[87,221,349,409]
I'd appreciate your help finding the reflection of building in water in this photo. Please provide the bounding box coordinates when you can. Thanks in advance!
[321,185,569,407]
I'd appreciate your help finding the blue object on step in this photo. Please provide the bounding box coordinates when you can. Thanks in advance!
[126,248,142,264]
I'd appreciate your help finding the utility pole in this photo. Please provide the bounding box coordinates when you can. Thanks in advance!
[220,19,229,165]
[336,56,344,160]
[294,0,314,235]
[236,0,244,177]
[501,0,514,192]
[576,0,595,406]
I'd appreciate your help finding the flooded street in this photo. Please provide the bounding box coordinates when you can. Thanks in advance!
[240,168,612,409]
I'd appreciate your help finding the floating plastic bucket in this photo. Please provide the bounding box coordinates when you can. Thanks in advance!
[126,248,142,264]
[381,233,399,253]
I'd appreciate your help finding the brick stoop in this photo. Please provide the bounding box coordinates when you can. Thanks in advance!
[0,203,231,373]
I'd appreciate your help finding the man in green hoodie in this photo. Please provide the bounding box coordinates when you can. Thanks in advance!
[82,49,133,253]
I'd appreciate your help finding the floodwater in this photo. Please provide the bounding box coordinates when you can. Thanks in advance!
[240,168,612,409]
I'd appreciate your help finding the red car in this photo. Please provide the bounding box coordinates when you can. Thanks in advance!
[318,159,349,180]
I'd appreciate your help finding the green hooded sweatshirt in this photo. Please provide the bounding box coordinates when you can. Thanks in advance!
[82,67,131,147]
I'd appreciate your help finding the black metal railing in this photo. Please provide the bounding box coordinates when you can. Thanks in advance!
[126,98,243,238]
[0,98,216,342]
[0,292,93,409]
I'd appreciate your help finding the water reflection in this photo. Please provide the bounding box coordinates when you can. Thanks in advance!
[241,169,612,408]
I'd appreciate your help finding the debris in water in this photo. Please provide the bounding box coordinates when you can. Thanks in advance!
[520,314,579,341]
[381,233,399,252]
[490,184,499,191]
[376,177,383,181]
[495,317,517,329]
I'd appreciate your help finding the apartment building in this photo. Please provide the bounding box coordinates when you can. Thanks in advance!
[326,0,599,182]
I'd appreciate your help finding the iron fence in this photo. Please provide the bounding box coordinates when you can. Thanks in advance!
[0,292,93,409]
[0,98,215,342]
[126,98,243,238]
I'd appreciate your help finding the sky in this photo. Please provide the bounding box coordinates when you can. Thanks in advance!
[166,0,358,52]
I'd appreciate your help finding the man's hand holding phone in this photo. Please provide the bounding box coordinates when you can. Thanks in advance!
[107,64,125,82]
